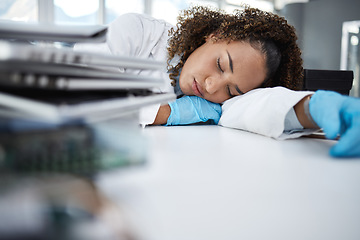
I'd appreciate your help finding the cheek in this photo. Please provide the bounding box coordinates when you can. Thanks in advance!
[178,71,188,91]
[204,94,230,104]
[181,55,198,77]
[187,48,214,72]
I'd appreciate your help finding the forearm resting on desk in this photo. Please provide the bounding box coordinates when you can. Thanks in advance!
[152,95,318,128]
[152,104,170,125]
[307,90,360,157]
[151,96,222,126]
[294,95,319,129]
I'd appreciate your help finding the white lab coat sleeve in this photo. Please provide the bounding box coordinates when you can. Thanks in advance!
[107,13,172,60]
[75,13,175,125]
[75,13,172,62]
[108,13,174,125]
[218,87,318,140]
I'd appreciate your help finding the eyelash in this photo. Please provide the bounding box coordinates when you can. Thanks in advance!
[227,85,235,98]
[217,58,224,73]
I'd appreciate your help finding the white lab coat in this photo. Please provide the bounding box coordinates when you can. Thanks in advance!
[75,13,173,125]
[75,13,317,139]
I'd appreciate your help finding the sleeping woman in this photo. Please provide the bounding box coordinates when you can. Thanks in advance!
[75,6,360,157]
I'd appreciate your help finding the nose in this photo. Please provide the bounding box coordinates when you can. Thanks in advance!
[204,76,223,95]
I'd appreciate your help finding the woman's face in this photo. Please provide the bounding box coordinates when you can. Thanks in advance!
[179,38,267,103]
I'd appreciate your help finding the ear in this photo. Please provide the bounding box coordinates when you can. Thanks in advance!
[205,33,217,43]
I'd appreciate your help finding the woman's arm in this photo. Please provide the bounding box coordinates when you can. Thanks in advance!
[151,96,222,126]
[154,98,315,127]
[154,91,318,128]
[152,104,171,125]
[219,87,317,139]
[294,95,319,129]
[307,90,360,157]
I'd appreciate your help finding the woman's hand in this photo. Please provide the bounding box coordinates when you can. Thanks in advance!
[165,96,222,126]
[309,90,360,157]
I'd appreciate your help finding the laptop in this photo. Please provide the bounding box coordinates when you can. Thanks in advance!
[0,20,107,43]
[0,41,167,90]
[0,40,175,124]
[0,60,165,90]
[0,87,175,123]
[0,40,165,70]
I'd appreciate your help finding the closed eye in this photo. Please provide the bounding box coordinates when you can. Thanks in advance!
[227,85,235,98]
[217,58,224,73]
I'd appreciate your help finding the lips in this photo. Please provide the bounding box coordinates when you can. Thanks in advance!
[192,79,203,97]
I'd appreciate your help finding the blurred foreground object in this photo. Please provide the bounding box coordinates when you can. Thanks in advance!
[309,90,360,157]
[0,121,147,175]
[0,175,137,240]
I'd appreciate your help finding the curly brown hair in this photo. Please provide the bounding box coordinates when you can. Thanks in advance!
[167,6,303,91]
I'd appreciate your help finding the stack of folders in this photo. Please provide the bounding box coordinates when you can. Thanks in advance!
[0,20,175,175]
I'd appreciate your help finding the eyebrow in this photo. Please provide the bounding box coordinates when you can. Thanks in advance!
[226,51,243,95]
[227,50,233,73]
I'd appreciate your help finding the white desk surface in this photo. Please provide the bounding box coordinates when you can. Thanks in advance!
[98,125,360,240]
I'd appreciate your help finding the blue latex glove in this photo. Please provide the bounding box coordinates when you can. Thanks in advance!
[166,96,222,126]
[309,90,360,157]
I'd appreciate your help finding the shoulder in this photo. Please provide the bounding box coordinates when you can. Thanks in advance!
[109,13,173,32]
